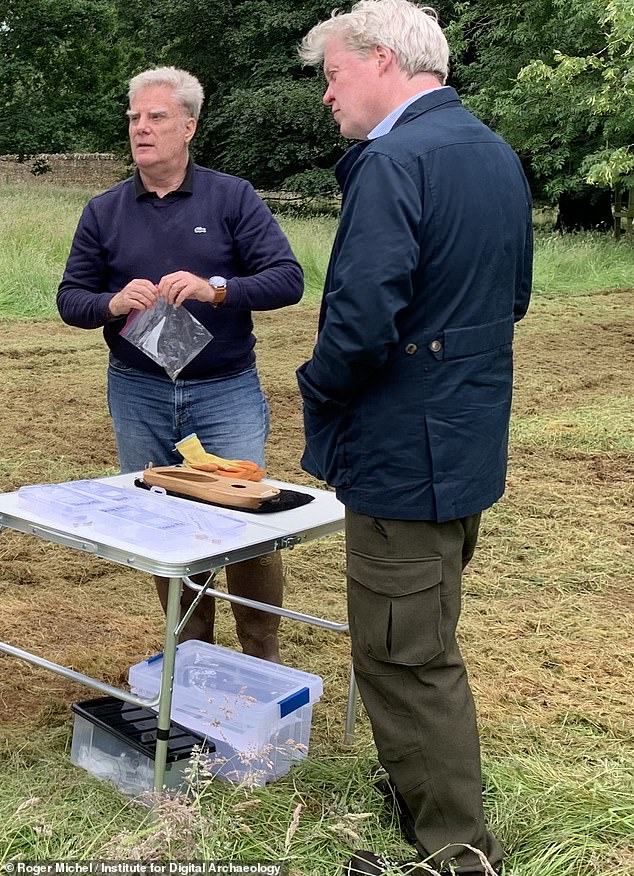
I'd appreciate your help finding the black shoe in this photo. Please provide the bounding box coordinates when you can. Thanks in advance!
[345,851,418,875]
[374,776,418,846]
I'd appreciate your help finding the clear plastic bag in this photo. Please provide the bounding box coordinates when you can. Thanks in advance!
[120,297,213,380]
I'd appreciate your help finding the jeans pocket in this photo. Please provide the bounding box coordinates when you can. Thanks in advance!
[347,551,443,666]
[108,353,136,373]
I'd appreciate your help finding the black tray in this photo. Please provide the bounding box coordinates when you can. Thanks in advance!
[71,696,214,763]
[134,477,315,513]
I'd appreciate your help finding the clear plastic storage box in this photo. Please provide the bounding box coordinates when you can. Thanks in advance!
[18,484,97,526]
[17,479,246,548]
[128,642,323,786]
[70,696,211,796]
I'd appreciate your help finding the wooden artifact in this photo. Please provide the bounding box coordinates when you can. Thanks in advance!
[143,466,280,511]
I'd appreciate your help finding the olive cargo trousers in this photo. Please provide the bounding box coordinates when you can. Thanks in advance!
[345,509,503,874]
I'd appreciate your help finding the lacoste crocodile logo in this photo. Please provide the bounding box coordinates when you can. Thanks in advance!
[194,226,207,234]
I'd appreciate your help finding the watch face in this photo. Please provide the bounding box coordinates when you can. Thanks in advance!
[209,275,226,287]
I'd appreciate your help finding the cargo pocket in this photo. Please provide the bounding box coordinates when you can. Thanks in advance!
[347,551,443,666]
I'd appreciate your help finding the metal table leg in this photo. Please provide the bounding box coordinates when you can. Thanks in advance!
[344,661,358,744]
[153,575,182,791]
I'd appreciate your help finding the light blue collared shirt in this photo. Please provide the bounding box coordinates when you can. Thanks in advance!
[367,86,449,140]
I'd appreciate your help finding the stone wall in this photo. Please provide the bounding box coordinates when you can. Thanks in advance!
[0,153,128,187]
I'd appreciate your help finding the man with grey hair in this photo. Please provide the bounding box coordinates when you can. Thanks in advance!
[297,1,532,874]
[58,67,303,661]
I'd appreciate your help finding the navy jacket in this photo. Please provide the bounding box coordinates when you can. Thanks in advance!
[58,164,303,379]
[297,88,532,522]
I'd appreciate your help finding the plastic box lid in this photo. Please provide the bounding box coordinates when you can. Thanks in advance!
[16,479,246,547]
[71,696,213,762]
[63,479,132,504]
[129,641,323,728]
[18,484,97,526]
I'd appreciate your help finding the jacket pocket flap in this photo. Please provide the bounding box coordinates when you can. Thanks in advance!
[348,551,442,597]
[443,316,514,359]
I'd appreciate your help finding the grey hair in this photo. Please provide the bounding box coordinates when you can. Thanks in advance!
[299,0,449,83]
[128,67,205,119]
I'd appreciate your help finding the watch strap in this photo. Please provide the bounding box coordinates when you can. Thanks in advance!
[211,281,227,307]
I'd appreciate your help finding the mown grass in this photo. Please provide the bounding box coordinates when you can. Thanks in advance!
[0,183,632,874]
[0,184,632,318]
[511,396,634,454]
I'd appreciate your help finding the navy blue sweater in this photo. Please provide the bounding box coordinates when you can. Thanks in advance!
[57,164,304,378]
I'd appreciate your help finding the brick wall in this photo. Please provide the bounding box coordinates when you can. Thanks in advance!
[0,153,128,187]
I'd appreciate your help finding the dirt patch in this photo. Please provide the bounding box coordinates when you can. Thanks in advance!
[0,293,632,752]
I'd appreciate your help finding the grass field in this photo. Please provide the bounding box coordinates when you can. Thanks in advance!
[1,184,634,315]
[0,184,632,875]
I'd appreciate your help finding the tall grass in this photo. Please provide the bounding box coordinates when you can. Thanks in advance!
[532,231,634,296]
[0,184,632,318]
[281,215,338,300]
[1,733,632,874]
[0,185,95,318]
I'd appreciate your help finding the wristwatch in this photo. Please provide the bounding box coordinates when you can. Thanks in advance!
[208,275,227,307]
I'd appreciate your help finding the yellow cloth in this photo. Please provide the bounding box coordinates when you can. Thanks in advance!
[174,433,266,480]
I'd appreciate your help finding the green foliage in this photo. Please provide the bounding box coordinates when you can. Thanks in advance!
[449,0,634,200]
[154,0,345,192]
[155,0,333,89]
[580,0,634,190]
[0,0,137,154]
[1,0,632,201]
[210,80,343,190]
[282,168,339,198]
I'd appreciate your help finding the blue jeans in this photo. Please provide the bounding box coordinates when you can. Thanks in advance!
[107,356,282,659]
[107,357,270,473]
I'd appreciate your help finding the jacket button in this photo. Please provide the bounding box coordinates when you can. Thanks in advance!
[405,343,417,355]
[429,339,442,353]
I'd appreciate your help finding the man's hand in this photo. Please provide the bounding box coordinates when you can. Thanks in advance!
[108,279,158,317]
[158,271,214,307]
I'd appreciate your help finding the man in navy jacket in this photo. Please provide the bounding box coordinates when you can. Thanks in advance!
[298,2,532,873]
[58,67,303,662]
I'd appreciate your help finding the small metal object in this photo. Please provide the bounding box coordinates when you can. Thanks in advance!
[208,275,227,307]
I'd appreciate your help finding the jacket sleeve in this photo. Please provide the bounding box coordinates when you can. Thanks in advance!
[57,202,117,329]
[298,152,422,407]
[514,209,533,323]
[224,180,304,311]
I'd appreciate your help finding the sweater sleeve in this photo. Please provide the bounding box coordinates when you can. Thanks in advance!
[223,181,304,311]
[57,201,117,329]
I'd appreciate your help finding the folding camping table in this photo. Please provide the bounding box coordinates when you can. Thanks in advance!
[0,473,356,791]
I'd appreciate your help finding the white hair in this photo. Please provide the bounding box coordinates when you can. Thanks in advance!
[299,0,449,83]
[128,67,205,119]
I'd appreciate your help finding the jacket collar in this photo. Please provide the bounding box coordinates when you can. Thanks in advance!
[335,140,371,189]
[392,86,461,130]
[335,87,461,189]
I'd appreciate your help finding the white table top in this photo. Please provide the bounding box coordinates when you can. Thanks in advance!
[0,473,344,576]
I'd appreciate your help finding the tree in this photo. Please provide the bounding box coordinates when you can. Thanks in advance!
[0,0,148,154]
[151,0,345,192]
[207,80,344,192]
[447,0,633,225]
[500,1,632,199]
